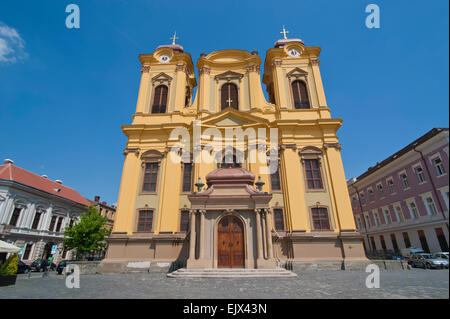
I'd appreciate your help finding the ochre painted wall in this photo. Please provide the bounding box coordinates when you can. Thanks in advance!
[113,41,357,238]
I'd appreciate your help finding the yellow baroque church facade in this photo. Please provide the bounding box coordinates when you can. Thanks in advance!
[103,35,367,272]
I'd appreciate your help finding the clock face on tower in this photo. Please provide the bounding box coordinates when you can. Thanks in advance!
[287,49,300,57]
[159,55,170,63]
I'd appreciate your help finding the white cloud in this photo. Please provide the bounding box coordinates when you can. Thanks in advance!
[0,22,27,63]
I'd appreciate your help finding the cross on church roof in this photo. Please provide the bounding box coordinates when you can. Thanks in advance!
[280,26,289,39]
[170,31,179,45]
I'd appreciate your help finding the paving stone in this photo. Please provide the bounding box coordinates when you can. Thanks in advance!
[0,269,447,299]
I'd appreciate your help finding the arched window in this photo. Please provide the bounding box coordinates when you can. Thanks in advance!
[291,80,310,109]
[221,83,238,110]
[141,150,163,193]
[311,207,331,231]
[152,85,168,114]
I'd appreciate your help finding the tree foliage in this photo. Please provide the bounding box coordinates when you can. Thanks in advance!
[63,205,110,260]
[0,254,18,276]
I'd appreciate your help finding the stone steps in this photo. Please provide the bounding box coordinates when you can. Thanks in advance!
[167,268,297,278]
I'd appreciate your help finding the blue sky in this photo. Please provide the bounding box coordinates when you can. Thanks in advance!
[0,0,448,205]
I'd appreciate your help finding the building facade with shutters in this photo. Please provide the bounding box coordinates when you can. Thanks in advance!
[0,160,89,264]
[103,35,367,271]
[348,128,449,256]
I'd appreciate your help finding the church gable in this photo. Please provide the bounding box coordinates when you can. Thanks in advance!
[212,116,247,127]
[202,108,269,127]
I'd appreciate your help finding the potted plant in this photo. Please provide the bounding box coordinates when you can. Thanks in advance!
[0,254,18,286]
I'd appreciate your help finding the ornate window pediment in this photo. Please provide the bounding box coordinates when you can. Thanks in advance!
[151,72,172,85]
[299,146,323,161]
[287,67,308,80]
[141,150,164,164]
[215,70,244,82]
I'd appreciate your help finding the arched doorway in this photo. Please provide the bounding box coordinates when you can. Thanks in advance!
[218,215,245,268]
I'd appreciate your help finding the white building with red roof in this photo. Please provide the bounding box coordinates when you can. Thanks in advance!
[0,159,89,264]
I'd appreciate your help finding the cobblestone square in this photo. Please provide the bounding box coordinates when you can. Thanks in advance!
[0,269,448,299]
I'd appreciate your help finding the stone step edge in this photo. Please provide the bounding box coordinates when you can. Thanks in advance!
[167,274,298,278]
[174,268,289,272]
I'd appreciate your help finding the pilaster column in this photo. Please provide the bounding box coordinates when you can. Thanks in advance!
[261,210,267,259]
[173,64,188,111]
[15,203,28,228]
[264,209,274,259]
[135,65,151,113]
[24,203,36,228]
[272,60,289,107]
[188,210,197,261]
[199,210,206,259]
[198,67,211,112]
[0,197,14,224]
[255,209,264,260]
[42,205,53,231]
[309,59,328,107]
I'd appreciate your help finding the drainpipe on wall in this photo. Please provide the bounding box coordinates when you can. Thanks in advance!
[413,146,449,231]
[350,184,372,253]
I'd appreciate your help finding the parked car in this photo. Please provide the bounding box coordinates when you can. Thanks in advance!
[56,260,68,275]
[409,253,449,269]
[30,259,56,272]
[401,247,424,258]
[434,252,449,260]
[384,250,404,260]
[16,260,31,274]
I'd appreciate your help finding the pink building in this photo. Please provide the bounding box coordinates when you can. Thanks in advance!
[348,128,449,255]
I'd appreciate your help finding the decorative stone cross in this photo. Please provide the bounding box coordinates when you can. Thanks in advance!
[280,26,289,39]
[170,31,179,45]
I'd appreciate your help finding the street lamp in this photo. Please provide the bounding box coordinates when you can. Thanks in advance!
[195,177,205,193]
[255,176,265,192]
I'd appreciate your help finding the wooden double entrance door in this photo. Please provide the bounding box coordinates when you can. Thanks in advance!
[218,215,245,268]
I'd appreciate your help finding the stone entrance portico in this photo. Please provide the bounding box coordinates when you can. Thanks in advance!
[186,167,277,270]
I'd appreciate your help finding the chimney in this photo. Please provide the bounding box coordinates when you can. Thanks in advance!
[94,196,100,202]
[41,175,48,178]
[4,159,14,165]
[101,201,107,205]
[55,180,62,184]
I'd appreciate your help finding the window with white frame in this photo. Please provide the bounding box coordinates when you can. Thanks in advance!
[368,189,374,202]
[383,209,392,224]
[432,157,446,176]
[424,196,438,216]
[408,201,419,219]
[373,211,381,227]
[352,196,358,208]
[364,214,371,228]
[387,178,395,194]
[356,217,362,230]
[394,205,404,223]
[360,192,366,205]
[442,190,449,211]
[414,165,426,184]
[376,184,384,197]
[400,173,409,189]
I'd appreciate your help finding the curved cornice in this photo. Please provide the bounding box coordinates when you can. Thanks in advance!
[197,49,261,70]
[263,45,322,83]
[138,48,195,77]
